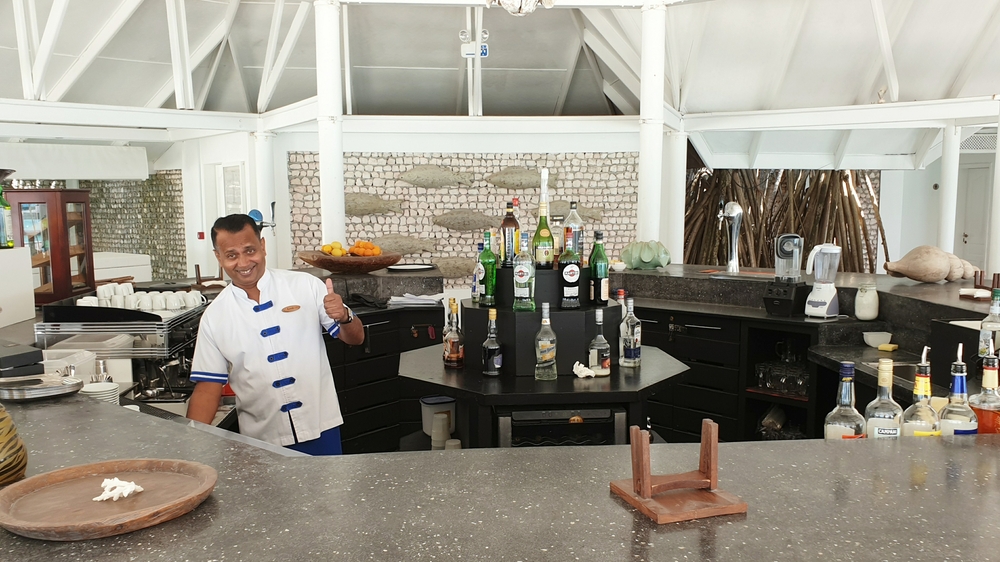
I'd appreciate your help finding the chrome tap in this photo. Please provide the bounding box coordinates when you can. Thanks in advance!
[717,200,743,274]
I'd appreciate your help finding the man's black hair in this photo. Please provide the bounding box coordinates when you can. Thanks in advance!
[211,214,262,248]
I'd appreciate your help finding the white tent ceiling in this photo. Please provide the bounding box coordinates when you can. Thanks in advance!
[0,0,999,170]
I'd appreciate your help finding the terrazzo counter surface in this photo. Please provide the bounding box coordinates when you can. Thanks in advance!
[4,396,1000,561]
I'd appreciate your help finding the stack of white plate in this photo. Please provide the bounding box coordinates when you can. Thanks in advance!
[80,382,120,405]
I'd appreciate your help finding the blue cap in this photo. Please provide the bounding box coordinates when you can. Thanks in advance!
[839,361,855,379]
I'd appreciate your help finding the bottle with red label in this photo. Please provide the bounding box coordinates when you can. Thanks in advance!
[558,225,581,309]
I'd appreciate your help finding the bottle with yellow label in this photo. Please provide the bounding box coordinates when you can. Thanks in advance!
[532,201,554,269]
[901,347,941,436]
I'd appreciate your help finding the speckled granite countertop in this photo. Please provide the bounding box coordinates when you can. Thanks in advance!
[4,395,1000,561]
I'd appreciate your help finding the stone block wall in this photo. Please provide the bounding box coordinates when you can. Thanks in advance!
[288,152,641,289]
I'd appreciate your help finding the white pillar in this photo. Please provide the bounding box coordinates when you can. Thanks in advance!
[636,1,666,242]
[988,108,1000,274]
[938,122,960,253]
[315,0,346,245]
[660,130,687,263]
[253,130,277,251]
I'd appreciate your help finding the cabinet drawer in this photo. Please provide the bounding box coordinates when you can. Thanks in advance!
[672,384,738,417]
[331,366,346,390]
[342,402,400,440]
[344,322,400,363]
[342,424,399,454]
[339,377,399,414]
[659,335,740,367]
[398,309,445,352]
[344,354,400,389]
[679,363,739,394]
[664,312,741,343]
[673,406,739,442]
[653,425,700,444]
[645,401,673,428]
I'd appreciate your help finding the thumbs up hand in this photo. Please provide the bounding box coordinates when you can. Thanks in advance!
[323,278,348,322]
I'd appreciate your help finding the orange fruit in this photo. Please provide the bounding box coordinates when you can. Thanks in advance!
[373,247,382,256]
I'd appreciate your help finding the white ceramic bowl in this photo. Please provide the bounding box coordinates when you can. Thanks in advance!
[863,332,892,348]
[611,262,626,272]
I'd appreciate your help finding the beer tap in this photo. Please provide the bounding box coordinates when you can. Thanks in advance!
[717,200,743,274]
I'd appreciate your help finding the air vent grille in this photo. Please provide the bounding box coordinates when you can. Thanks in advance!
[961,133,997,152]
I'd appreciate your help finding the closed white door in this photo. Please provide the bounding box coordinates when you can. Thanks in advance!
[955,164,993,269]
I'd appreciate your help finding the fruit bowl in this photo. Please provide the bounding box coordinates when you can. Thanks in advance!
[297,250,402,275]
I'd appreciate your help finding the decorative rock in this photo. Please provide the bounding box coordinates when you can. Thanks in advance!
[485,167,557,190]
[884,246,952,283]
[345,193,403,216]
[432,210,498,232]
[399,165,473,188]
[961,258,977,279]
[535,200,603,222]
[432,257,476,278]
[373,234,437,255]
[946,253,965,282]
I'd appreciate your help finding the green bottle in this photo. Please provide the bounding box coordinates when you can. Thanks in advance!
[0,186,13,248]
[532,201,554,269]
[478,231,497,306]
[589,231,609,305]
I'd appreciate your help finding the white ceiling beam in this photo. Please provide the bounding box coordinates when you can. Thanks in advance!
[11,0,35,99]
[46,0,146,102]
[342,4,354,116]
[868,0,899,103]
[687,131,715,169]
[342,114,639,135]
[583,29,640,98]
[0,98,256,131]
[610,9,641,55]
[30,0,69,100]
[257,2,311,112]
[580,9,640,77]
[854,0,912,105]
[603,80,637,115]
[834,130,852,170]
[747,131,763,169]
[261,0,285,94]
[571,9,613,115]
[164,0,195,109]
[554,45,583,116]
[677,3,710,113]
[685,97,1000,132]
[26,0,40,54]
[945,2,1000,99]
[0,122,171,143]
[664,9,680,110]
[912,128,941,169]
[195,0,242,111]
[227,37,253,113]
[260,96,318,131]
[147,13,232,108]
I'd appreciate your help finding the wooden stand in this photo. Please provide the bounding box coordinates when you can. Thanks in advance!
[973,271,1000,291]
[610,420,747,524]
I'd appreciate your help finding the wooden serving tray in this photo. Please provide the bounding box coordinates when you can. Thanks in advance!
[0,459,217,541]
[297,250,402,275]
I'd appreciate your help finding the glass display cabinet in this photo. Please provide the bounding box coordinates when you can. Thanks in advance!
[6,189,96,305]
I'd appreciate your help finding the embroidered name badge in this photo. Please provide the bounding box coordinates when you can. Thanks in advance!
[282,305,301,313]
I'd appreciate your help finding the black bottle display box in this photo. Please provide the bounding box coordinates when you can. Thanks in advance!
[494,268,593,309]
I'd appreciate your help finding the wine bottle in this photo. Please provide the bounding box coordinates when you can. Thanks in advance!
[558,225,581,309]
[512,232,535,312]
[589,231,609,306]
[532,201,554,270]
[499,202,520,268]
[478,231,497,306]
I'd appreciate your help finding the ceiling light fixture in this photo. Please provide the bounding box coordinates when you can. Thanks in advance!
[489,0,554,17]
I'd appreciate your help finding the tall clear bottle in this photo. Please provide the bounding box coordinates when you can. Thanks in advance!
[565,201,585,264]
[589,231,609,306]
[979,289,1000,364]
[471,242,484,303]
[499,202,520,268]
[864,358,902,439]
[824,361,866,440]
[970,341,1000,433]
[482,308,502,376]
[558,226,581,309]
[0,185,13,248]
[534,303,558,380]
[588,308,611,376]
[901,347,941,436]
[478,232,497,306]
[512,232,536,312]
[443,300,464,369]
[532,201,555,270]
[939,343,978,436]
[616,289,627,359]
[620,298,641,368]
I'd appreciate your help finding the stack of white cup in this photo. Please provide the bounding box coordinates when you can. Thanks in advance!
[431,412,451,450]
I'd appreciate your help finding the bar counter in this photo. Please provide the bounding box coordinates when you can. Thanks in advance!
[3,395,999,561]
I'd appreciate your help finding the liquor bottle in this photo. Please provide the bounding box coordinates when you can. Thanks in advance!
[534,303,558,380]
[979,289,1000,360]
[512,232,535,312]
[588,308,612,376]
[478,231,497,306]
[558,226,581,309]
[939,343,978,436]
[532,201,555,270]
[864,358,902,439]
[970,341,1000,433]
[0,185,13,248]
[616,289,627,359]
[565,201,585,264]
[512,196,521,221]
[443,300,464,369]
[499,202,520,268]
[824,361,866,440]
[482,308,502,376]
[550,214,564,268]
[589,231,609,306]
[620,298,641,368]
[901,347,941,436]
[472,242,484,304]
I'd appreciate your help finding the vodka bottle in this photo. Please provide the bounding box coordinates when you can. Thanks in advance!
[980,289,1000,359]
[532,201,554,270]
[482,308,502,376]
[620,298,641,368]
[970,342,1000,433]
[901,347,941,436]
[499,202,520,268]
[534,303,558,380]
[589,231,609,306]
[558,226,581,309]
[512,232,535,312]
[478,231,497,306]
[588,308,611,376]
[443,300,464,368]
[864,358,902,439]
[939,343,978,436]
[824,362,866,439]
[616,289,627,359]
[565,201,585,264]
[472,242,483,303]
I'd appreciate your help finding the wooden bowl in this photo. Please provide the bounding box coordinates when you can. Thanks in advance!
[297,250,402,275]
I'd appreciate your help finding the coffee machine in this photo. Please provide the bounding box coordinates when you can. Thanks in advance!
[805,243,842,318]
[763,234,809,316]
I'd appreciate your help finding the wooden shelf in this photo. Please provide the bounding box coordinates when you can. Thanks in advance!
[34,282,53,295]
[30,252,51,267]
[744,387,809,408]
[66,212,84,221]
[69,245,86,257]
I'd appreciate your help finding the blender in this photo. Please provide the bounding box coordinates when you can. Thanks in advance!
[763,234,809,316]
[804,243,842,318]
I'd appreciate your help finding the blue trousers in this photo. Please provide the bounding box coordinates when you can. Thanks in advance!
[285,426,342,456]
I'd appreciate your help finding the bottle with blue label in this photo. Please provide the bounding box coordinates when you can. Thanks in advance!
[940,343,978,435]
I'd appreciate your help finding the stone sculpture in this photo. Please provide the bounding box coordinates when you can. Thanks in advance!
[433,257,477,279]
[433,210,498,231]
[486,167,557,190]
[372,234,437,255]
[345,193,403,216]
[399,165,473,188]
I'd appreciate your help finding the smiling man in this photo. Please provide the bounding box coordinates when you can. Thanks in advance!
[186,214,364,455]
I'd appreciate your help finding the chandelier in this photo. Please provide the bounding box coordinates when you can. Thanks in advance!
[490,0,555,17]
